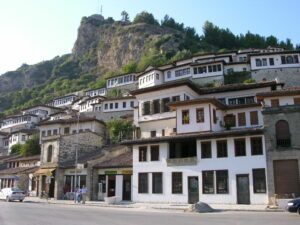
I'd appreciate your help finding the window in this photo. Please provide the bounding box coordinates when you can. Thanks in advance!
[217,140,227,158]
[256,59,262,67]
[115,102,118,109]
[238,112,246,126]
[138,173,148,193]
[139,146,147,162]
[224,114,236,127]
[98,175,106,193]
[156,73,159,80]
[47,130,52,136]
[217,64,222,71]
[172,96,180,102]
[130,101,134,107]
[41,131,46,137]
[169,140,196,158]
[123,102,126,108]
[208,65,212,72]
[47,145,53,162]
[253,169,266,193]
[201,141,212,159]
[294,97,300,105]
[271,99,279,107]
[218,98,226,104]
[269,58,274,66]
[182,110,190,124]
[150,130,156,138]
[143,102,151,115]
[167,71,171,78]
[150,145,159,161]
[153,100,160,114]
[262,58,267,66]
[152,173,163,194]
[105,104,108,109]
[202,171,214,194]
[162,129,165,136]
[276,120,291,147]
[281,55,286,64]
[250,111,259,125]
[110,103,113,109]
[234,139,246,156]
[213,109,217,124]
[251,137,263,155]
[53,129,58,135]
[172,172,182,194]
[196,108,204,123]
[162,98,170,112]
[21,135,26,141]
[216,170,228,194]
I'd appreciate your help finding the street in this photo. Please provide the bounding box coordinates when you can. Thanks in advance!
[0,201,298,225]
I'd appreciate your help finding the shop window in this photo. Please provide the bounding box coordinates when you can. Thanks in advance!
[172,172,182,194]
[202,171,214,194]
[253,169,266,193]
[152,173,163,194]
[216,170,228,194]
[138,173,148,193]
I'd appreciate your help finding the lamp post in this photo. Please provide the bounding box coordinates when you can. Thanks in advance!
[74,112,80,203]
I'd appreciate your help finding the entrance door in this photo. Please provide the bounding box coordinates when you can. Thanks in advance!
[107,175,116,197]
[236,174,250,204]
[122,175,131,201]
[273,160,300,197]
[188,176,199,204]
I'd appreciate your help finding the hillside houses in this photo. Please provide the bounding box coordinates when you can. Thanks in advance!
[0,47,299,205]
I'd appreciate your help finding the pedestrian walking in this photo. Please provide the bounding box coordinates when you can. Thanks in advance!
[80,185,87,204]
[75,186,81,203]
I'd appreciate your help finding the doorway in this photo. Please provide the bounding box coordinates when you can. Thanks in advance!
[188,176,199,204]
[107,175,116,197]
[236,174,250,204]
[122,175,131,201]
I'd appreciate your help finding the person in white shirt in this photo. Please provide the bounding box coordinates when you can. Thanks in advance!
[80,185,87,204]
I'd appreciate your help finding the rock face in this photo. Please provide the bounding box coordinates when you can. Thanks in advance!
[186,202,215,213]
[0,14,188,95]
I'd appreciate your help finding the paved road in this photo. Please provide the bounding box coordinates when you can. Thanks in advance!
[0,201,298,225]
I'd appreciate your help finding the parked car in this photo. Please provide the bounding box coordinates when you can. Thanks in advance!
[0,188,25,202]
[286,198,300,214]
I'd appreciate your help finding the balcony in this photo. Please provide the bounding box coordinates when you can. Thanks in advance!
[166,156,197,166]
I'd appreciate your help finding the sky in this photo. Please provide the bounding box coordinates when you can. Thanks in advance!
[0,0,299,75]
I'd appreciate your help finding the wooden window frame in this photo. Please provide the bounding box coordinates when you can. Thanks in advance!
[196,108,205,123]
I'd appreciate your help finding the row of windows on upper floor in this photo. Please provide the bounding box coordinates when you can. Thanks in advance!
[142,95,190,116]
[54,97,75,106]
[27,109,49,116]
[138,137,264,163]
[9,134,28,143]
[104,101,135,110]
[269,97,300,107]
[137,168,266,195]
[86,89,106,97]
[41,127,92,137]
[255,55,299,67]
[107,75,135,87]
[0,116,33,127]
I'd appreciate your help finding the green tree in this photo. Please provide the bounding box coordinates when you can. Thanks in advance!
[10,143,22,155]
[122,61,138,73]
[107,119,134,142]
[20,134,41,157]
[121,11,130,22]
[133,11,159,25]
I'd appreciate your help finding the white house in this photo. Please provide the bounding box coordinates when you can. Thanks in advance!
[102,97,137,113]
[106,73,138,89]
[8,129,38,153]
[85,87,107,97]
[0,114,40,133]
[122,79,283,204]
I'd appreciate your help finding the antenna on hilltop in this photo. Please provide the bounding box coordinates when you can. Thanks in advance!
[97,1,103,15]
[100,5,103,15]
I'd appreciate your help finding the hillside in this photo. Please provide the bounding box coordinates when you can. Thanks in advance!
[0,12,298,116]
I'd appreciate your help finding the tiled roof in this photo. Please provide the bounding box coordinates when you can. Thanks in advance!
[38,116,105,126]
[6,155,40,163]
[93,151,132,169]
[9,129,39,135]
[122,127,264,145]
[21,104,61,111]
[0,166,39,175]
[168,98,225,109]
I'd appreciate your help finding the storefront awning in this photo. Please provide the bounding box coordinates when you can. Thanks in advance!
[34,168,55,176]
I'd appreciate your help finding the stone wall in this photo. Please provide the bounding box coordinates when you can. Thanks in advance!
[251,67,300,88]
[58,132,104,164]
[262,105,300,202]
[84,110,133,123]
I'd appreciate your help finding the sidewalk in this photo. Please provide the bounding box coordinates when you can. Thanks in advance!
[24,197,283,212]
